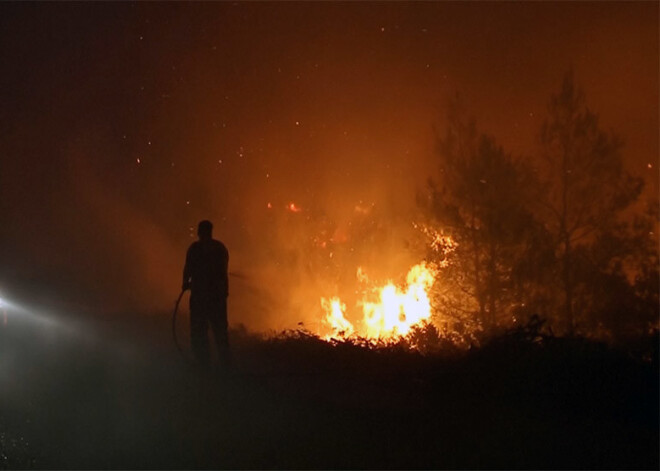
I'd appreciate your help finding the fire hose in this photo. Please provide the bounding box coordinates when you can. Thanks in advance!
[171,271,247,362]
[172,289,187,362]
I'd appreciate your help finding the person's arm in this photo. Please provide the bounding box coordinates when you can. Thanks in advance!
[182,246,192,291]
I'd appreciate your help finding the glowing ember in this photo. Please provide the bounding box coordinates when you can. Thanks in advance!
[287,202,302,212]
[321,262,438,341]
[414,223,457,258]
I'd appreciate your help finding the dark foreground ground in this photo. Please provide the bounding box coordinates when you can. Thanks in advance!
[0,302,658,469]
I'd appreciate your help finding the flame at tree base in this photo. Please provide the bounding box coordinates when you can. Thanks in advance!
[321,262,438,342]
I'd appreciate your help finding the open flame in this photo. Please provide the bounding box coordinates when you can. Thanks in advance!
[321,262,438,341]
[321,297,354,338]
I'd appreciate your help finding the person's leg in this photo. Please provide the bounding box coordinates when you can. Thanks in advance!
[209,297,231,368]
[190,297,210,366]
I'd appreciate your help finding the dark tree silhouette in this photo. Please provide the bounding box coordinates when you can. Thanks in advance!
[537,70,644,335]
[422,77,655,342]
[425,99,544,331]
[574,201,659,338]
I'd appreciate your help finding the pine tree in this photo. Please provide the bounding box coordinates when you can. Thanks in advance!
[538,70,644,334]
[425,99,543,331]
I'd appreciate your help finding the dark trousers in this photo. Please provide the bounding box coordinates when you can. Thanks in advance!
[189,294,230,367]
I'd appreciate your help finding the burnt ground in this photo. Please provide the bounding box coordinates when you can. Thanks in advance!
[0,305,658,470]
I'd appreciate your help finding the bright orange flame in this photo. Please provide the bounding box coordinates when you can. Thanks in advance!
[321,297,353,338]
[321,262,438,341]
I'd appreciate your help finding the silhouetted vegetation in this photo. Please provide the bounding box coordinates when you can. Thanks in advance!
[2,312,657,469]
[422,71,658,343]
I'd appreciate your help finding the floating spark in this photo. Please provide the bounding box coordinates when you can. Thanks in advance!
[287,202,302,213]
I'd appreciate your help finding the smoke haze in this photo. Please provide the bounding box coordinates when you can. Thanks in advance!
[0,2,657,331]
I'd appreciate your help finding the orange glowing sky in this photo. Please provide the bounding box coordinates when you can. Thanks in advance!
[0,2,657,324]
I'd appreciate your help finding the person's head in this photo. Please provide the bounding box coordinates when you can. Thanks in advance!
[197,220,213,241]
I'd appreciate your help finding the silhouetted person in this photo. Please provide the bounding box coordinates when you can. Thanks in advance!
[182,220,230,368]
